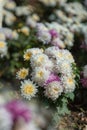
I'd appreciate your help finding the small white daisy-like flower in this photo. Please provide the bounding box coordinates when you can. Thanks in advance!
[16,68,29,80]
[12,30,19,40]
[36,23,51,44]
[45,46,60,58]
[24,48,43,61]
[36,23,48,32]
[0,108,13,130]
[20,79,38,100]
[0,33,6,41]
[4,12,16,26]
[51,37,65,49]
[61,76,75,93]
[31,53,53,71]
[53,50,64,60]
[30,53,49,68]
[0,41,7,57]
[21,26,29,36]
[31,67,50,86]
[45,81,63,100]
[5,1,16,10]
[62,50,74,63]
[37,30,51,44]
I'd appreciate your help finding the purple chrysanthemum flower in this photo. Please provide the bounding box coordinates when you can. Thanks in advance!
[81,78,87,88]
[49,29,58,38]
[44,73,61,85]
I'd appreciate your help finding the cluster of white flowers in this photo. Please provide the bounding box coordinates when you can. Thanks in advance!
[0,27,19,57]
[3,0,16,26]
[47,22,74,47]
[3,1,39,27]
[36,22,74,48]
[17,46,76,101]
[55,2,87,24]
[50,2,87,48]
[15,5,40,28]
[39,0,67,6]
[45,46,75,94]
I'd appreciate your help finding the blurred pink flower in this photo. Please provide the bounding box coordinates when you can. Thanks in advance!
[81,78,87,88]
[5,100,32,123]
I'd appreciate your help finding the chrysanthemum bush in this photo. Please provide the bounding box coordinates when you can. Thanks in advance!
[2,0,40,27]
[0,20,75,78]
[16,45,79,117]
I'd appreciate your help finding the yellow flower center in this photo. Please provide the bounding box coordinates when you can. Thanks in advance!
[68,78,73,84]
[0,42,5,48]
[19,70,28,79]
[37,71,43,77]
[57,52,63,57]
[53,87,59,92]
[24,52,32,60]
[23,85,34,94]
[63,63,69,68]
[37,56,44,63]
[21,29,29,36]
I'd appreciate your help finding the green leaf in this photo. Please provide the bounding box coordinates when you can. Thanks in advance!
[65,93,75,101]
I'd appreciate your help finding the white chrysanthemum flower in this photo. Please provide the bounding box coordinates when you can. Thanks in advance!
[21,26,29,36]
[37,30,51,44]
[16,68,29,80]
[0,33,6,41]
[0,41,7,57]
[55,59,72,75]
[45,46,60,58]
[45,81,63,100]
[20,79,38,100]
[61,76,75,93]
[4,12,16,26]
[26,17,37,28]
[62,50,74,63]
[31,67,50,86]
[53,50,64,60]
[39,0,66,6]
[30,53,49,67]
[24,48,43,61]
[12,30,19,40]
[5,1,16,10]
[64,32,74,47]
[32,14,40,22]
[15,6,30,16]
[51,37,65,49]
[36,23,48,31]
[0,108,13,130]
[30,53,53,71]
[83,65,87,78]
[39,0,56,6]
